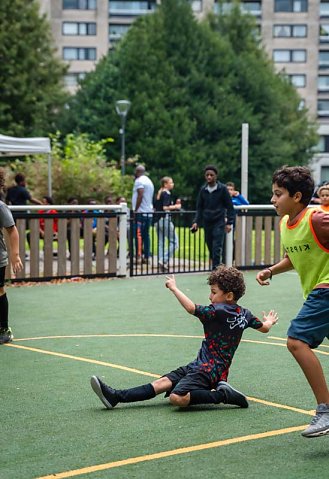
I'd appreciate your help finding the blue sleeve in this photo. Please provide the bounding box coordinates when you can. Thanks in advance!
[236,194,249,205]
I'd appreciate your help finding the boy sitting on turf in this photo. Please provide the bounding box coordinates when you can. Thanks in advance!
[91,265,278,410]
[256,166,329,438]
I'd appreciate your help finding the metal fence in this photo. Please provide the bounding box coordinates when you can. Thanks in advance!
[128,205,282,276]
[6,204,282,282]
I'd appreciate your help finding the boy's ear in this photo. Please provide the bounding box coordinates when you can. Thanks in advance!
[293,191,302,203]
[226,291,234,301]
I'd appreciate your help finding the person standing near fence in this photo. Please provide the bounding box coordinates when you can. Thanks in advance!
[317,183,329,213]
[191,165,235,269]
[256,165,329,438]
[132,165,154,264]
[226,182,249,206]
[0,170,23,343]
[155,177,181,272]
[6,173,41,206]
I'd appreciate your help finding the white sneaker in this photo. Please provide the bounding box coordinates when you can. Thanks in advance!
[301,404,329,438]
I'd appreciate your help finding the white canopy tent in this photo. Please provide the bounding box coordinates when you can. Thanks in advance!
[0,134,52,195]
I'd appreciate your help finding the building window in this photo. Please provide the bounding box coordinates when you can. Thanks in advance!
[289,74,306,87]
[319,51,329,68]
[109,24,130,41]
[320,2,329,16]
[63,22,97,35]
[214,1,261,16]
[318,99,329,116]
[321,166,329,182]
[273,24,307,37]
[64,72,86,87]
[242,2,262,15]
[273,49,306,62]
[318,75,329,91]
[320,24,329,42]
[274,0,307,12]
[190,0,202,12]
[63,47,97,60]
[317,135,329,152]
[63,0,96,9]
[109,1,156,15]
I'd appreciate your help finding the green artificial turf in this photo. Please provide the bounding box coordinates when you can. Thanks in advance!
[1,272,328,479]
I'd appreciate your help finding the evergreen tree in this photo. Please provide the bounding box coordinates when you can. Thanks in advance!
[0,0,67,137]
[60,0,317,203]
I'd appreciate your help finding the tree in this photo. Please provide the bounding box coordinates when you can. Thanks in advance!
[210,1,318,199]
[5,134,133,204]
[60,0,317,203]
[0,0,67,137]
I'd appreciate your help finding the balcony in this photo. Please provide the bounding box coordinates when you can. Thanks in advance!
[109,1,156,16]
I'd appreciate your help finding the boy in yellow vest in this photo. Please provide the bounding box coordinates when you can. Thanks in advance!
[256,166,329,438]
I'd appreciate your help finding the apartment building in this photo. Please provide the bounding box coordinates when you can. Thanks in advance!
[39,0,329,183]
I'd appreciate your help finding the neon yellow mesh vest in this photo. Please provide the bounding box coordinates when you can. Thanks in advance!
[280,208,329,298]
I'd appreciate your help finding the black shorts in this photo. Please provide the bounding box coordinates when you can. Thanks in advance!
[164,363,212,396]
[0,266,6,288]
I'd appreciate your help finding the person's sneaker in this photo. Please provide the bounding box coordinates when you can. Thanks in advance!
[90,376,118,409]
[216,381,249,408]
[301,404,329,438]
[158,261,169,272]
[0,327,14,344]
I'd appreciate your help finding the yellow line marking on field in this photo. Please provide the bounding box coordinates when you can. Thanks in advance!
[6,343,314,416]
[12,333,203,342]
[269,335,329,348]
[246,396,314,416]
[5,344,161,379]
[242,339,286,348]
[268,336,329,355]
[35,424,307,479]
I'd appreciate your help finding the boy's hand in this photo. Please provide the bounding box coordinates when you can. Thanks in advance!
[165,274,176,291]
[262,310,278,326]
[11,254,23,274]
[256,269,272,286]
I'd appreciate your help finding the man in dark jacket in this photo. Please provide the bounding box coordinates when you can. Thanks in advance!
[6,173,41,206]
[191,165,234,269]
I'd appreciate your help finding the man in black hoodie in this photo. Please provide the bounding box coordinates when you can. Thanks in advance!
[191,165,235,269]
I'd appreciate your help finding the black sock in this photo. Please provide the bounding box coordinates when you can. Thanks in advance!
[189,389,225,406]
[0,294,8,329]
[115,383,156,403]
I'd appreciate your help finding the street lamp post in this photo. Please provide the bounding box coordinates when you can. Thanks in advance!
[115,100,131,176]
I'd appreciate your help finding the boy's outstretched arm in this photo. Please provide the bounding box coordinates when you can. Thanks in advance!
[165,275,195,315]
[256,255,293,286]
[257,310,279,333]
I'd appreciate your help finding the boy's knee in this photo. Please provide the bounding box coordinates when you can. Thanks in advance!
[169,393,190,407]
[287,337,307,354]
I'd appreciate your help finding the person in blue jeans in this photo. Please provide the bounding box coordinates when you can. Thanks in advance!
[192,165,235,269]
[132,165,154,263]
[155,176,181,271]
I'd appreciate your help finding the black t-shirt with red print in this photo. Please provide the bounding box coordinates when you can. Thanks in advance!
[191,302,263,387]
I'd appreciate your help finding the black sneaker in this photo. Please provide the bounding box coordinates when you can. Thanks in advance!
[216,381,249,408]
[0,327,14,345]
[90,376,118,409]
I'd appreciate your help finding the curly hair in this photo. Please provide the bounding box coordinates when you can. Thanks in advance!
[208,265,246,301]
[272,165,314,206]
